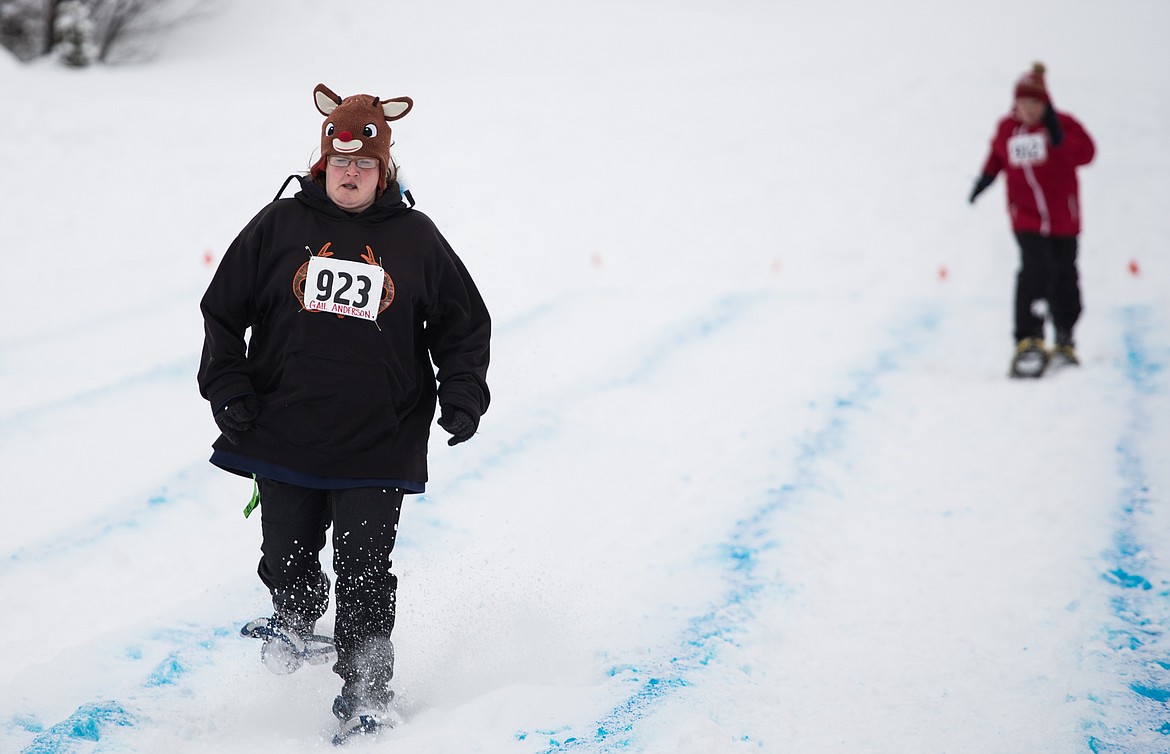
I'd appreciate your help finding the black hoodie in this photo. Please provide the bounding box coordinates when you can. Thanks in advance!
[198,176,490,486]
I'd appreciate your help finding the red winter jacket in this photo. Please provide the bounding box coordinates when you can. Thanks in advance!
[978,110,1095,237]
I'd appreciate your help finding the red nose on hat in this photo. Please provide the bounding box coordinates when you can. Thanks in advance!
[338,130,353,142]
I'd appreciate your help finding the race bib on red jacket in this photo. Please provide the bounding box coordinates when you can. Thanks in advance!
[1008,132,1047,167]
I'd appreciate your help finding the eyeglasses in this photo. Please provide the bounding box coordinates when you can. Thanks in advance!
[327,155,379,169]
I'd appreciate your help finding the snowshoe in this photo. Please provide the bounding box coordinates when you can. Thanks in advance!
[331,693,400,746]
[1050,343,1080,367]
[240,616,336,674]
[1009,337,1049,378]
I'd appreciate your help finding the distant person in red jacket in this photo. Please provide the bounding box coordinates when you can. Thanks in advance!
[969,62,1096,378]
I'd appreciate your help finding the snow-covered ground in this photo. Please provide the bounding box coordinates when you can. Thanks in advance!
[3,0,1170,751]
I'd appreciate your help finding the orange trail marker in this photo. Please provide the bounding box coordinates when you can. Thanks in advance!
[938,265,949,281]
[1128,259,1141,277]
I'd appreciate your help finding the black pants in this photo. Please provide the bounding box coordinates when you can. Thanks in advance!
[1013,232,1082,343]
[256,478,403,699]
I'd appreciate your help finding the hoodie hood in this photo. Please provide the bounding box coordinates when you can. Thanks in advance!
[291,174,410,221]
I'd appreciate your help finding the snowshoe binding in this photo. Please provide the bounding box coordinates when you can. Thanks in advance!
[1050,343,1079,367]
[1009,337,1049,378]
[241,615,337,674]
[332,693,400,746]
[1050,331,1080,369]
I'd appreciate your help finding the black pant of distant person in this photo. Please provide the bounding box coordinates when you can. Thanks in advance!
[1013,232,1082,345]
[256,478,402,706]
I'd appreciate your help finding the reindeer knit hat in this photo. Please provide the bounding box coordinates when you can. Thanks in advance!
[1014,62,1050,103]
[310,83,413,192]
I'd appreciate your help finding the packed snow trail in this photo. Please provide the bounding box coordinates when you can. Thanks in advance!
[516,301,1164,753]
[7,289,865,752]
[7,292,1170,754]
[526,308,944,752]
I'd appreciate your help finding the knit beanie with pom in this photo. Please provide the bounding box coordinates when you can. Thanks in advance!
[1014,62,1050,103]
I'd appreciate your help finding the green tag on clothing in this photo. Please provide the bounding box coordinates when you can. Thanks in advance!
[243,476,260,519]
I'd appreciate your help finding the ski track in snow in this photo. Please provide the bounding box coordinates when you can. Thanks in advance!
[520,306,943,752]
[1084,304,1170,754]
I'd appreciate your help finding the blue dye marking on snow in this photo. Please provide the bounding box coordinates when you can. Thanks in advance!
[0,356,197,434]
[604,293,768,390]
[423,293,773,548]
[1104,629,1143,653]
[605,663,640,677]
[17,623,234,752]
[13,714,44,733]
[143,653,187,686]
[1130,684,1170,703]
[423,293,614,504]
[1103,568,1152,590]
[0,281,208,353]
[534,305,941,752]
[20,701,134,754]
[399,421,561,549]
[1083,305,1170,752]
[441,421,559,492]
[496,296,572,336]
[0,465,209,575]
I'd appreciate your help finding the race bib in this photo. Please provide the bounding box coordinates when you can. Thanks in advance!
[304,256,384,321]
[1008,132,1047,167]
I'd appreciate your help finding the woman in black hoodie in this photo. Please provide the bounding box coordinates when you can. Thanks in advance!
[198,84,490,742]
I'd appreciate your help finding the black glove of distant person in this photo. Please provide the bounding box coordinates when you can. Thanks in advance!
[437,405,477,446]
[214,395,260,445]
[1042,103,1064,146]
[968,173,995,204]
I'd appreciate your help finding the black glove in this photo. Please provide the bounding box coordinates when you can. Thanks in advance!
[968,173,995,204]
[437,406,477,446]
[214,395,260,445]
[1042,104,1063,146]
